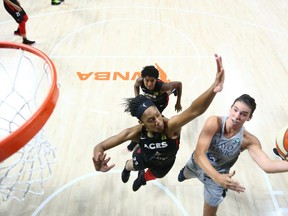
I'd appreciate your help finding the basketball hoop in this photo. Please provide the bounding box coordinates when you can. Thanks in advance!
[0,41,59,201]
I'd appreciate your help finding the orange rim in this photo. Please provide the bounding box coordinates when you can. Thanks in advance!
[0,41,59,162]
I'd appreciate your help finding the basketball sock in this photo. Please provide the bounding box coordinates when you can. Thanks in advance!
[144,169,156,181]
[14,29,20,36]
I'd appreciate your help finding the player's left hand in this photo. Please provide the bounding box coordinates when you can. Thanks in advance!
[92,152,115,172]
[213,54,225,93]
[175,103,182,112]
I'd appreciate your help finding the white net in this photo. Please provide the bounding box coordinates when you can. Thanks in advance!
[0,43,58,201]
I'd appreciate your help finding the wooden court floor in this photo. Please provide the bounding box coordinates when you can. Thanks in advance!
[1,0,288,215]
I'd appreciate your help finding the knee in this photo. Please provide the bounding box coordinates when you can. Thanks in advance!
[204,193,224,207]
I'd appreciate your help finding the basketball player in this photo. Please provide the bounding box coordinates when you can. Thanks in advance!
[93,54,225,192]
[3,0,35,45]
[178,94,288,216]
[126,65,183,151]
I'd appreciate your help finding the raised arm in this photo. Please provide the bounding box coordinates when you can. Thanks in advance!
[166,54,224,133]
[161,81,183,112]
[93,124,142,172]
[134,77,143,96]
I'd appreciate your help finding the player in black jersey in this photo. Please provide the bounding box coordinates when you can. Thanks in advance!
[93,54,225,191]
[4,0,35,45]
[126,65,182,151]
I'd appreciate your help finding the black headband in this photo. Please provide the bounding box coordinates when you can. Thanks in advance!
[135,99,155,120]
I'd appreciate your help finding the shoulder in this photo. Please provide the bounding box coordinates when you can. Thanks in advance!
[243,130,259,142]
[205,115,222,126]
[241,129,261,150]
[120,124,142,139]
[164,118,181,139]
[135,77,143,84]
[202,115,222,133]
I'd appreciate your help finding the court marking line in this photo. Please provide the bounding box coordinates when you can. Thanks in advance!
[1,6,287,37]
[1,4,286,213]
[262,171,288,215]
[49,16,202,111]
[31,170,189,216]
[48,17,201,65]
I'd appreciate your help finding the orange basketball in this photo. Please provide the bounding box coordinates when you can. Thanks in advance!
[275,125,288,160]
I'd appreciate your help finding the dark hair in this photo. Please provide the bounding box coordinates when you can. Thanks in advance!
[123,95,154,119]
[141,65,159,79]
[232,94,257,117]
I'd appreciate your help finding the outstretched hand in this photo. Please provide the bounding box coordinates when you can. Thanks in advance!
[213,54,225,93]
[215,170,245,193]
[175,103,182,112]
[92,152,115,172]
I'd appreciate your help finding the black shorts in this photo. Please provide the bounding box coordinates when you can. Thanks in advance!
[4,3,26,23]
[154,93,169,113]
[132,146,175,178]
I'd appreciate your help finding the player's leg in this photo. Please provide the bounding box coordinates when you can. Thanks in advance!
[178,154,197,181]
[121,146,145,184]
[203,202,218,216]
[18,14,35,45]
[133,158,175,191]
[201,172,227,216]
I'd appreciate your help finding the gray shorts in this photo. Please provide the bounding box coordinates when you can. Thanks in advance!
[185,153,227,207]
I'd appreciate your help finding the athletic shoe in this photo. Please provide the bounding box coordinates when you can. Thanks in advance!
[132,170,146,191]
[51,0,61,5]
[178,167,186,182]
[14,30,21,36]
[23,38,35,45]
[127,141,137,152]
[121,166,131,183]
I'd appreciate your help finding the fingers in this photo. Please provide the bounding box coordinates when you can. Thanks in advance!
[227,182,246,193]
[214,54,222,71]
[105,164,116,172]
[223,171,245,193]
[214,54,224,76]
[93,153,115,172]
[213,53,225,93]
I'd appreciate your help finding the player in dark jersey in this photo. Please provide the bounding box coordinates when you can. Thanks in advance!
[93,54,225,192]
[134,65,182,113]
[126,65,183,151]
[3,0,35,45]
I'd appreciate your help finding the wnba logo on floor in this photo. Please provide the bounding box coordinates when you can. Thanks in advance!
[76,63,170,82]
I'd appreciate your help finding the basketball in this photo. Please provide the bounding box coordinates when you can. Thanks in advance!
[275,125,288,160]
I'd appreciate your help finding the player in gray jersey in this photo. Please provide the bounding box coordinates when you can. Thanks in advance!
[178,94,288,216]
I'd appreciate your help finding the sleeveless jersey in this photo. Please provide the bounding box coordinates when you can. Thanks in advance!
[138,126,180,165]
[205,116,244,171]
[141,79,169,112]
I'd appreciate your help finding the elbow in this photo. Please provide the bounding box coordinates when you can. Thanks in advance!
[262,169,276,174]
[260,165,277,174]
